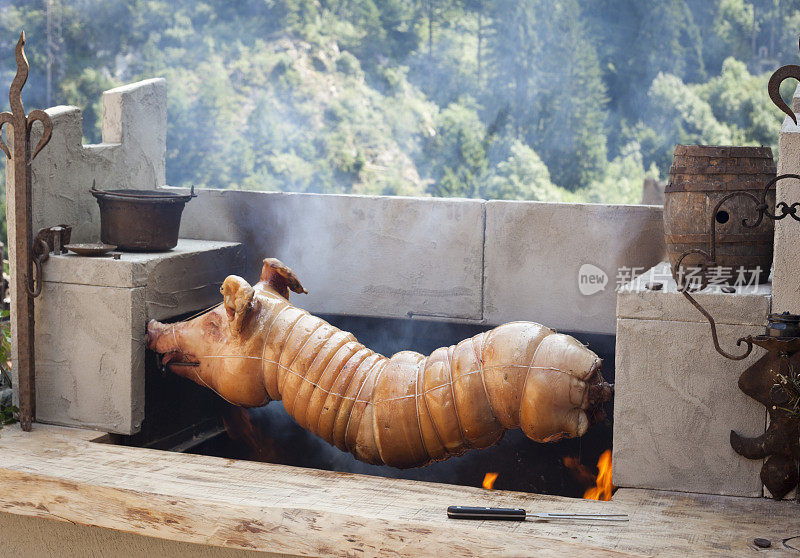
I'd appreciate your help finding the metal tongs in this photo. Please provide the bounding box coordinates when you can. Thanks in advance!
[447,506,628,522]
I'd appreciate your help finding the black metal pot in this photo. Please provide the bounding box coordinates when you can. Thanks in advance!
[765,311,800,339]
[90,186,196,252]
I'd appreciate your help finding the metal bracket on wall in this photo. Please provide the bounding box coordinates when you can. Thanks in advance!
[669,44,800,498]
[673,182,800,500]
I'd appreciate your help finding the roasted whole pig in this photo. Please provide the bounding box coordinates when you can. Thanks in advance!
[147,258,612,468]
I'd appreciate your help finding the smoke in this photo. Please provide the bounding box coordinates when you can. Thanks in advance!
[2,1,788,209]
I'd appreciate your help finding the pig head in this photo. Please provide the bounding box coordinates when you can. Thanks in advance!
[146,258,306,407]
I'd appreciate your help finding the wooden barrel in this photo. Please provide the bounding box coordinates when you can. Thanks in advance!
[664,145,776,284]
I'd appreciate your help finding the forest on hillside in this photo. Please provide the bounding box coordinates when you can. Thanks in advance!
[0,0,799,213]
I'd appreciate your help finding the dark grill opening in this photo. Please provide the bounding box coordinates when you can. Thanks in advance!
[110,314,614,498]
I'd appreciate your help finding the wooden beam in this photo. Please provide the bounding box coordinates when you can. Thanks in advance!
[1,424,799,556]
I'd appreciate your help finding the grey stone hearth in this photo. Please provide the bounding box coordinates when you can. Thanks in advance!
[29,240,244,434]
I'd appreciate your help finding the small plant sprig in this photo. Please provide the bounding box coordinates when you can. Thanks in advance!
[0,308,17,427]
[774,364,800,419]
[0,403,18,425]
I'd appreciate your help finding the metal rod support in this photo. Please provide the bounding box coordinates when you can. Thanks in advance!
[0,31,53,431]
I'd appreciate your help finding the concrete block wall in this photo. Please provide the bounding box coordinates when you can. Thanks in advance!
[174,190,486,321]
[173,187,666,335]
[484,201,665,334]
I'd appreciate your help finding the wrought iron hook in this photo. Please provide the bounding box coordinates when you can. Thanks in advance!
[25,237,49,298]
[673,250,755,361]
[768,36,800,125]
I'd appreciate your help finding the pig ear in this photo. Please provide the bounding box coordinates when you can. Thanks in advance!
[260,258,307,300]
[221,276,256,335]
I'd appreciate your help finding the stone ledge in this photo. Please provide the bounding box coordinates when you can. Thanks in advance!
[617,262,771,326]
[44,239,243,288]
[43,239,245,322]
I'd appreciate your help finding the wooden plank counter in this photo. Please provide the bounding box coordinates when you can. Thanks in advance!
[0,423,797,556]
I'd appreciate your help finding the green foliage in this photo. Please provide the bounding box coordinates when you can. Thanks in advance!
[637,72,737,172]
[580,0,705,147]
[0,403,17,426]
[425,99,488,198]
[696,57,783,147]
[580,142,655,204]
[336,51,361,77]
[0,0,796,206]
[483,141,571,201]
[0,309,15,428]
[713,0,755,63]
[486,0,609,190]
[636,57,783,175]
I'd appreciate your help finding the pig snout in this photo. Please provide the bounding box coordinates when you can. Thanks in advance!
[146,319,175,354]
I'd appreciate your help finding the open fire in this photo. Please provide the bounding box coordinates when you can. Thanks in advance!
[135,313,615,499]
[476,449,615,498]
[584,450,614,500]
[563,449,615,501]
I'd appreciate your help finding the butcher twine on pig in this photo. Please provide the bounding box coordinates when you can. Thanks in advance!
[147,258,613,468]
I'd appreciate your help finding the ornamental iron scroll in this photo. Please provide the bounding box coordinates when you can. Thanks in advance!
[673,37,800,498]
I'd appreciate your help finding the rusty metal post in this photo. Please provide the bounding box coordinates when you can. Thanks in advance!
[0,31,53,431]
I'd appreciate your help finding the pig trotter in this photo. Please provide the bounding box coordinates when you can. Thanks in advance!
[146,258,613,467]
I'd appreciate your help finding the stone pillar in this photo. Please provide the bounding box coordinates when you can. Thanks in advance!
[6,78,168,422]
[613,263,770,497]
[772,84,800,313]
[34,240,244,434]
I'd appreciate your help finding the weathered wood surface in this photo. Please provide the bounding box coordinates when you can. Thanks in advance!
[0,424,798,557]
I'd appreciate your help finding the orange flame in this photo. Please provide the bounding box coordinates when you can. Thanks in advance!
[584,449,614,501]
[482,472,499,490]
